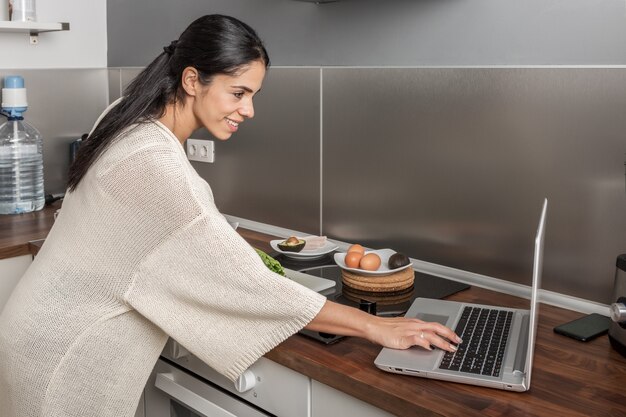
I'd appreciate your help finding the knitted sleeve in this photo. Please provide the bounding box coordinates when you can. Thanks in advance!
[98,138,326,382]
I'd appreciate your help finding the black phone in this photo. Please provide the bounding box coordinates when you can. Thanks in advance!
[553,313,611,342]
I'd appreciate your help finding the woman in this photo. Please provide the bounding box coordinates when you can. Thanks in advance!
[0,15,460,417]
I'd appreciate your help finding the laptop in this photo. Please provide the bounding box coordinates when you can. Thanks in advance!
[374,198,547,392]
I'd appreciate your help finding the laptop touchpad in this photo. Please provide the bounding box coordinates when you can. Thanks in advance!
[415,313,450,326]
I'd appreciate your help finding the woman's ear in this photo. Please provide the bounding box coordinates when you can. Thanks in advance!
[181,67,199,97]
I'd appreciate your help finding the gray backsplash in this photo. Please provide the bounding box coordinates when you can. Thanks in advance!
[111,66,625,304]
[0,69,110,195]
[323,68,626,302]
[107,0,626,66]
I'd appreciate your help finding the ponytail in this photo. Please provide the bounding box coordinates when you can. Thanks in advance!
[67,14,269,192]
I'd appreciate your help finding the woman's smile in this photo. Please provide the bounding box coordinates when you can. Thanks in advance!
[225,117,240,132]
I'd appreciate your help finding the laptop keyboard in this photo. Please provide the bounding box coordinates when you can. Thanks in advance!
[438,306,513,377]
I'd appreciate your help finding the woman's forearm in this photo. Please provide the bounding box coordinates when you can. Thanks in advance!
[305,299,378,338]
[305,300,461,352]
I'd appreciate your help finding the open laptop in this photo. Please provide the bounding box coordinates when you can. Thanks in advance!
[375,198,547,392]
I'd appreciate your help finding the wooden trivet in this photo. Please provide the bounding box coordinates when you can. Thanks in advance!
[341,266,414,293]
[342,284,414,306]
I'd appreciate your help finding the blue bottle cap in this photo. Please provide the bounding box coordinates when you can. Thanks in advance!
[4,76,25,89]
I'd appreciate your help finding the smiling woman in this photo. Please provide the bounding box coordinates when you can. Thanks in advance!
[66,14,271,191]
[0,13,458,417]
[162,60,265,142]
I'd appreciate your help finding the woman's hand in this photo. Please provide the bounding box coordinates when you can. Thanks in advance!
[364,316,461,352]
[305,300,461,352]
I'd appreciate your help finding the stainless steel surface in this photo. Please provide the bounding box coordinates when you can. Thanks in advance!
[609,255,626,353]
[610,302,626,323]
[109,65,626,304]
[107,0,626,66]
[191,68,321,234]
[0,69,109,195]
[323,68,626,303]
[107,68,121,103]
[120,68,143,96]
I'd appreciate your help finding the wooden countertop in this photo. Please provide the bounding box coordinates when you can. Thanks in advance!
[2,208,625,416]
[0,202,60,260]
[240,229,626,417]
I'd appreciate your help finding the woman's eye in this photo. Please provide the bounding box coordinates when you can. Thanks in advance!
[233,92,244,99]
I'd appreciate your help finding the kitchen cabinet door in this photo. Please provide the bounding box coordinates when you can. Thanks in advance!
[311,379,395,417]
[0,255,31,310]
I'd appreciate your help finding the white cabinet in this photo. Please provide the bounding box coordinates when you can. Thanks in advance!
[311,379,395,417]
[0,254,31,310]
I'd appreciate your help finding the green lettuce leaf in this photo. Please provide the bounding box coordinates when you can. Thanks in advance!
[254,248,285,276]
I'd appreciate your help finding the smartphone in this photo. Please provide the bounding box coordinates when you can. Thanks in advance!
[553,313,611,342]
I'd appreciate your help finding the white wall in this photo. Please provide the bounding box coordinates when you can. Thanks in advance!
[0,0,106,68]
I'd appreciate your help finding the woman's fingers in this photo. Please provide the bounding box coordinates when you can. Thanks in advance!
[418,321,462,345]
[419,331,459,352]
[379,318,462,352]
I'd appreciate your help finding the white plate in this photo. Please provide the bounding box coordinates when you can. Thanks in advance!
[334,248,413,276]
[270,239,338,260]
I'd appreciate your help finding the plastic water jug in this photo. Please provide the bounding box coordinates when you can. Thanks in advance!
[0,75,45,214]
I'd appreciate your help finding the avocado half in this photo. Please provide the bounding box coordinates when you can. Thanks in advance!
[278,236,306,252]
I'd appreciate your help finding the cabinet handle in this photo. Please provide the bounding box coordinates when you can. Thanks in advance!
[155,373,236,417]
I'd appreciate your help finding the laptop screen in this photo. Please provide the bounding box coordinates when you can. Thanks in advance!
[525,198,547,386]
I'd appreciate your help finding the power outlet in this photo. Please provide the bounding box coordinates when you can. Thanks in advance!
[186,139,215,163]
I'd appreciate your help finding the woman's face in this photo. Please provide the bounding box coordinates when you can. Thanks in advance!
[192,60,266,140]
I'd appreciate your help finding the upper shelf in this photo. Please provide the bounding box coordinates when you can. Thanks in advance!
[0,21,70,44]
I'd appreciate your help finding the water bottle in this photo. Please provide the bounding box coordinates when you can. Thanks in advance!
[0,76,45,214]
[10,0,37,22]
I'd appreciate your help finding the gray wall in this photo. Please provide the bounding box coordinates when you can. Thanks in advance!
[0,69,109,195]
[322,67,626,301]
[107,0,626,66]
[107,1,626,304]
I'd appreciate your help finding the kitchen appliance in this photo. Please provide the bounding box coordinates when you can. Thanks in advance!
[144,339,310,417]
[270,251,470,344]
[609,254,626,358]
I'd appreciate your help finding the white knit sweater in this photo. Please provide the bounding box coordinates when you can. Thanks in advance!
[0,120,326,417]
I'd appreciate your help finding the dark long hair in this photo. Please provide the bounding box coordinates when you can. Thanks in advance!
[67,14,270,191]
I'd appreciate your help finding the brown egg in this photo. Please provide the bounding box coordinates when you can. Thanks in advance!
[359,253,381,271]
[347,244,365,256]
[345,252,363,268]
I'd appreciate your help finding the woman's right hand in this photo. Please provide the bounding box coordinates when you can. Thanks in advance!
[364,315,461,352]
[305,300,461,352]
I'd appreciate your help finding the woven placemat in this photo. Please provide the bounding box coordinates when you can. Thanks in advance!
[342,284,415,305]
[341,266,414,293]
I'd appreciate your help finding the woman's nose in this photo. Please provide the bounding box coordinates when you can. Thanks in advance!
[239,102,254,119]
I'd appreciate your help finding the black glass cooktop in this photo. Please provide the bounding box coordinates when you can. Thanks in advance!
[270,251,470,344]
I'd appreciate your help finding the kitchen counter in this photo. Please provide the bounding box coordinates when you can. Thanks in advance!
[2,207,625,416]
[0,201,60,260]
[238,229,626,417]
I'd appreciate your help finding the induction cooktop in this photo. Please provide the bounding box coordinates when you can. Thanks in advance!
[270,251,470,344]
